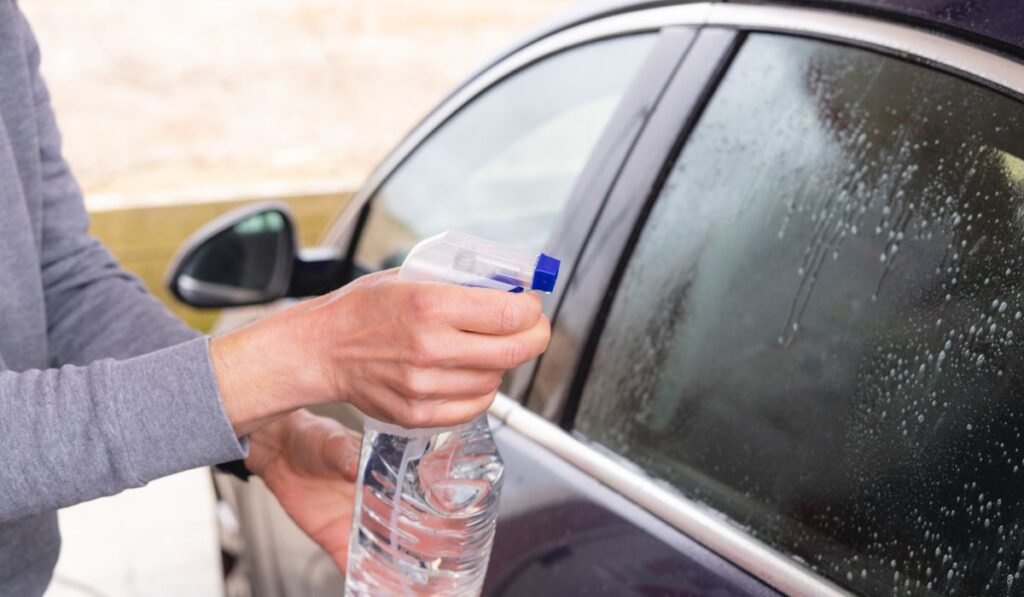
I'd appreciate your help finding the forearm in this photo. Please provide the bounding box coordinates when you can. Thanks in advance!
[0,337,243,523]
[44,238,199,365]
[211,320,322,437]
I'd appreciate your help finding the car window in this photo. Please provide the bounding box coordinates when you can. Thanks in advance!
[574,34,1024,596]
[353,34,657,271]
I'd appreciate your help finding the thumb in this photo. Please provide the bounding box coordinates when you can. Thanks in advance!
[322,427,362,482]
[291,413,363,480]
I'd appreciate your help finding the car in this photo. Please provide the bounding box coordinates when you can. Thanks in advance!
[166,1,1024,595]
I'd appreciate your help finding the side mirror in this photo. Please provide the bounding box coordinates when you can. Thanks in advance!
[166,202,343,308]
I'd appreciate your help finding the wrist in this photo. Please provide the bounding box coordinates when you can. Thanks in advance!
[244,412,291,478]
[210,324,319,436]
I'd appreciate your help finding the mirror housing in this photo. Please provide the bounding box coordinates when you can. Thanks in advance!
[166,202,343,308]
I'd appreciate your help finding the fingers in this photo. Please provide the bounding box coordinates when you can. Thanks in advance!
[451,318,551,370]
[432,288,544,337]
[430,393,498,427]
[355,389,498,429]
[386,367,503,402]
[407,315,551,370]
[322,427,362,482]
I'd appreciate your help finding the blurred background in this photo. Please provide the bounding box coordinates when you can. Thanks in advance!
[25,0,573,331]
[25,1,573,595]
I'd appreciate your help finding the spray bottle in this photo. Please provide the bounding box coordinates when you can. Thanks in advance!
[344,231,559,596]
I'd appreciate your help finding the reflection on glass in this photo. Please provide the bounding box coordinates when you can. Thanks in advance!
[354,34,656,271]
[576,34,1024,596]
[183,210,287,291]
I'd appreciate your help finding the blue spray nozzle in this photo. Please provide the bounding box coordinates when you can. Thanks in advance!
[531,254,560,293]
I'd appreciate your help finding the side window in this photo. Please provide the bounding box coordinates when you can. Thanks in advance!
[575,34,1024,595]
[353,34,656,270]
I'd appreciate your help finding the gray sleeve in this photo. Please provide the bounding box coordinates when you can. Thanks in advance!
[0,7,248,522]
[19,7,198,365]
[0,337,245,522]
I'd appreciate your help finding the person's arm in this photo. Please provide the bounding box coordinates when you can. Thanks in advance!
[0,337,245,523]
[19,9,197,366]
[2,6,550,528]
[0,7,249,525]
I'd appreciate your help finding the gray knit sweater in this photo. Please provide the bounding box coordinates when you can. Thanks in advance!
[0,3,246,594]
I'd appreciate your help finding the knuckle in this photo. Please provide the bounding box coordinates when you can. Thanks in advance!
[399,368,432,399]
[499,297,519,335]
[399,369,417,396]
[402,402,435,428]
[503,338,525,369]
[408,288,440,320]
[408,331,438,367]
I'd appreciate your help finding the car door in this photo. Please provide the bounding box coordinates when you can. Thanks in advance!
[220,18,693,597]
[481,28,780,597]
[532,13,1024,597]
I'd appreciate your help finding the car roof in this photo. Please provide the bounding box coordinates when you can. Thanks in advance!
[534,1,1024,59]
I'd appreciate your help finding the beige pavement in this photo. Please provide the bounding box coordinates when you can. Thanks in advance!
[44,470,222,597]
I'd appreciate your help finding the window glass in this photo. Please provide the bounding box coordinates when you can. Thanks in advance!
[354,34,656,270]
[575,34,1024,596]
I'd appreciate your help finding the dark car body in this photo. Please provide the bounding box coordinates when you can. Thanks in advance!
[201,2,1024,596]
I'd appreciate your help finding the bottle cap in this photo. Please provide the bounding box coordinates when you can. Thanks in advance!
[531,253,560,293]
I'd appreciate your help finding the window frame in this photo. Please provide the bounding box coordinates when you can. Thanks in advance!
[538,14,1024,432]
[517,6,1024,597]
[317,15,709,328]
[525,26,743,421]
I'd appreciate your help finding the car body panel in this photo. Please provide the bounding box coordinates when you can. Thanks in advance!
[789,0,1024,51]
[484,421,778,596]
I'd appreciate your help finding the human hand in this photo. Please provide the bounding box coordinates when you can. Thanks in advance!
[212,269,551,435]
[246,410,361,572]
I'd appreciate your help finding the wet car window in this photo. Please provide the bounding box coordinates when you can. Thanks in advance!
[574,34,1024,596]
[353,34,656,270]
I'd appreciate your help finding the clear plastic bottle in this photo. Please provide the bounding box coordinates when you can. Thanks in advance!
[345,231,559,597]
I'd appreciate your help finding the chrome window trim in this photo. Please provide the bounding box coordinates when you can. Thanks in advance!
[707,3,1024,95]
[489,394,851,597]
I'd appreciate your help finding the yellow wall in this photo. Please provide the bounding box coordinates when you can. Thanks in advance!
[89,192,352,332]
